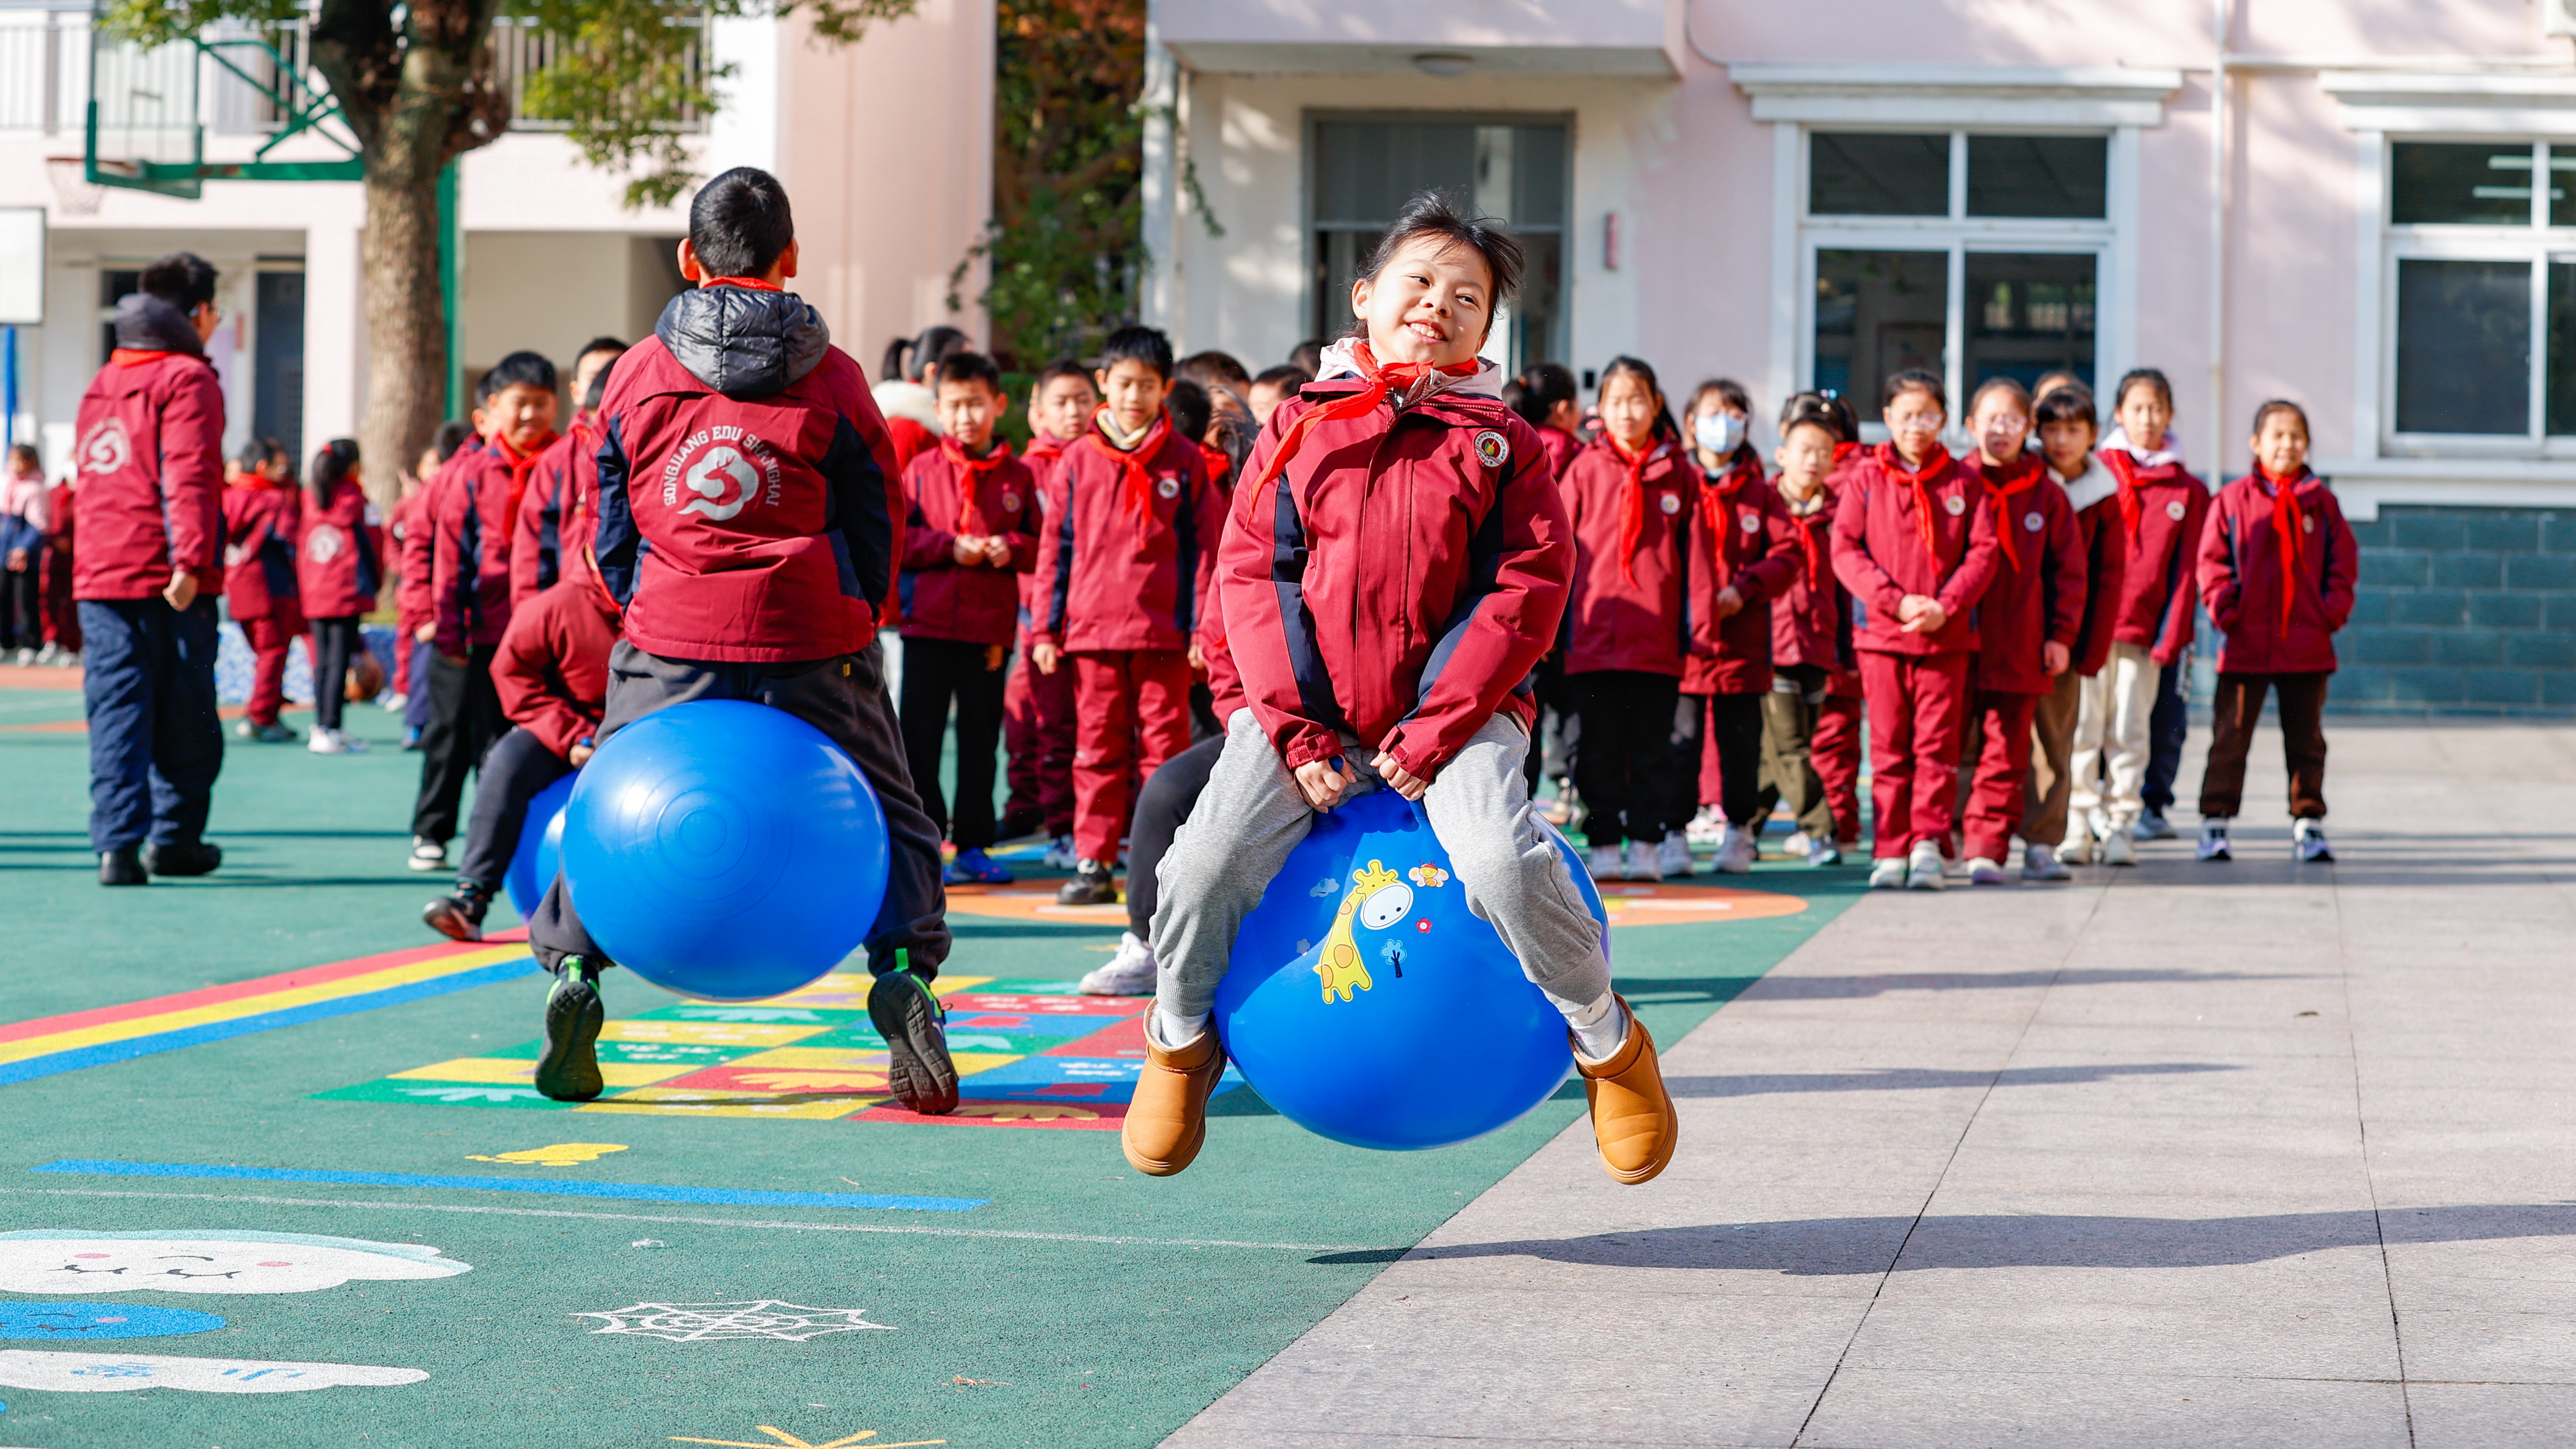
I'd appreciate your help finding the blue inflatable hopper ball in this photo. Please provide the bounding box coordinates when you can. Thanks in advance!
[562,699,891,1002]
[1214,787,1609,1151]
[502,772,577,922]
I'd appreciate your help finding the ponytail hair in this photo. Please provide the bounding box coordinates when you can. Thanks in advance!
[308,437,358,507]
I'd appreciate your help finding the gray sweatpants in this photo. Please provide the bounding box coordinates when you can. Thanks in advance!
[1149,709,1611,1021]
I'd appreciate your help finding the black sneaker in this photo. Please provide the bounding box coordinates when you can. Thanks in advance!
[533,958,606,1102]
[141,840,222,877]
[1055,858,1118,906]
[868,962,959,1116]
[422,883,491,942]
[98,847,147,886]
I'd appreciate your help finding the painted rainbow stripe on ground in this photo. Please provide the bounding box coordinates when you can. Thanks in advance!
[0,940,540,1086]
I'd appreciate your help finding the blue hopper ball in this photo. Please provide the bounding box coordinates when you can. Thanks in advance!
[562,699,890,1002]
[503,772,576,922]
[1214,788,1607,1151]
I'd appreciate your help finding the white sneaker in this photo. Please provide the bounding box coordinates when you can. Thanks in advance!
[1683,805,1727,846]
[2058,830,2094,865]
[307,727,349,755]
[2022,843,2071,881]
[1042,833,1079,870]
[382,691,406,712]
[1712,825,1756,875]
[1807,838,1844,867]
[1624,839,1664,882]
[1966,856,2008,886]
[1781,829,1813,859]
[1586,844,1624,881]
[11,647,32,666]
[1658,834,1697,877]
[1868,856,1907,889]
[408,837,448,872]
[1077,931,1158,995]
[2135,810,2176,842]
[1905,840,1947,890]
[33,642,60,666]
[2099,826,2137,867]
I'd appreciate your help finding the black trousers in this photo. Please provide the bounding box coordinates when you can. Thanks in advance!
[529,639,949,979]
[0,566,38,651]
[2198,671,2330,821]
[455,725,574,891]
[2144,653,2189,813]
[1524,654,1578,791]
[1677,690,1765,830]
[412,646,505,843]
[896,635,1008,850]
[80,596,224,852]
[1570,669,1680,847]
[309,616,361,732]
[1128,732,1224,940]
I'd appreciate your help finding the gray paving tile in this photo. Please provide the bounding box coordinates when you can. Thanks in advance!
[1796,1369,2411,1449]
[2410,1383,2576,1449]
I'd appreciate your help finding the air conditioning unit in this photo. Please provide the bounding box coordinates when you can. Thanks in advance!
[2549,0,2576,38]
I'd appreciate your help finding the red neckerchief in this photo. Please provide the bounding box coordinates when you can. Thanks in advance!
[705,277,784,292]
[939,437,1013,536]
[492,431,554,533]
[1699,448,1764,573]
[1608,433,1670,585]
[1780,485,1832,593]
[1251,341,1479,493]
[110,348,176,367]
[1198,440,1232,488]
[1878,441,1956,568]
[1084,410,1176,532]
[1832,441,1862,465]
[1978,451,2044,570]
[2101,447,2181,545]
[2255,460,2312,632]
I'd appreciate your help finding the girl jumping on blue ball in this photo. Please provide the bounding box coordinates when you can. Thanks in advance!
[1129,192,1681,1185]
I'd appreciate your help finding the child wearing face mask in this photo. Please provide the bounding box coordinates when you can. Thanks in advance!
[2194,400,2354,865]
[1757,394,1863,866]
[1671,379,1795,876]
[1831,369,2002,891]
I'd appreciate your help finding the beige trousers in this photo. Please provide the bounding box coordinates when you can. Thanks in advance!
[2066,642,2158,836]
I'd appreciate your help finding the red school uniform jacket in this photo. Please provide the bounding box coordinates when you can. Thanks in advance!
[431,431,551,656]
[593,285,905,665]
[1560,434,1693,677]
[392,485,437,632]
[491,564,622,761]
[899,439,1040,646]
[2198,465,2357,676]
[2100,448,2209,665]
[1684,449,1799,695]
[1032,414,1222,654]
[1536,424,1582,482]
[221,478,303,622]
[295,479,384,620]
[1221,377,1570,779]
[1964,453,2085,695]
[1015,433,1070,627]
[71,300,226,601]
[1830,443,2001,658]
[511,420,601,609]
[1771,484,1856,689]
[2058,456,2129,677]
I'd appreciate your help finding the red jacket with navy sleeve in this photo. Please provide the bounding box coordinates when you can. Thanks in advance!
[592,286,903,664]
[2100,449,2209,665]
[1560,435,1692,677]
[1219,382,1570,779]
[221,479,303,622]
[1683,451,1799,695]
[391,485,436,632]
[492,566,622,761]
[430,431,549,656]
[1964,454,2085,695]
[1031,416,1222,654]
[1770,485,1855,688]
[511,421,599,609]
[1831,444,2001,658]
[2198,467,2357,676]
[71,300,226,601]
[295,479,384,620]
[899,441,1039,646]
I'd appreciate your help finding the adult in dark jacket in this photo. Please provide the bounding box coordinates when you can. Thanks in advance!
[73,253,228,886]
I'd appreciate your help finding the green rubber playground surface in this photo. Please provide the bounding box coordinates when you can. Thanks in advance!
[0,674,1862,1448]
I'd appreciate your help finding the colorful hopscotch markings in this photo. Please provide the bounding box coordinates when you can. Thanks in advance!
[0,940,539,1086]
[943,879,1802,928]
[941,885,1126,925]
[320,976,1242,1131]
[0,1230,471,1295]
[27,1161,986,1214]
[579,1302,897,1343]
[0,1303,224,1341]
[0,1349,426,1394]
[465,1143,628,1167]
[672,1426,946,1449]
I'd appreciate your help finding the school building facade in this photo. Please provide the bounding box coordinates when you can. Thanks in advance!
[1141,0,2576,713]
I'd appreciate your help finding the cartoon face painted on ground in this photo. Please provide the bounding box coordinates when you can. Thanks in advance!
[0,1231,472,1296]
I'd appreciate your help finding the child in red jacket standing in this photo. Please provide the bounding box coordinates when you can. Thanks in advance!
[1757,393,1861,866]
[512,351,620,610]
[2023,386,2125,878]
[1832,369,2001,891]
[2195,400,2356,865]
[222,438,305,743]
[898,350,1039,886]
[1029,325,1223,907]
[295,439,383,754]
[1679,378,1796,876]
[1001,359,1097,863]
[1955,381,2084,885]
[1132,193,1677,1186]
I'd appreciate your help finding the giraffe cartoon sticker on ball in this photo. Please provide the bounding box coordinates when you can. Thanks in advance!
[0,1231,472,1295]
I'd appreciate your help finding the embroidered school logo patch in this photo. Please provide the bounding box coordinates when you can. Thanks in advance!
[1474,430,1508,468]
[1001,491,1021,511]
[2024,511,2044,532]
[2165,500,2187,521]
[2302,513,2315,533]
[1659,492,1682,515]
[306,524,345,562]
[1741,513,1761,532]
[77,420,129,478]
[662,426,784,525]
[1157,476,1180,500]
[1944,494,1967,516]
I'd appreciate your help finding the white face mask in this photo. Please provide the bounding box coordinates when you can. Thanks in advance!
[1695,412,1746,457]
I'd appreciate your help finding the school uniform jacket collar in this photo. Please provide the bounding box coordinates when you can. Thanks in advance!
[2059,454,2118,513]
[109,293,206,357]
[1314,337,1506,405]
[654,284,830,399]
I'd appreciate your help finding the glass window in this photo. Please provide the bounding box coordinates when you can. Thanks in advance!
[2550,262,2576,436]
[1814,250,1948,404]
[1810,134,1948,217]
[1967,136,2108,219]
[2394,259,2530,435]
[2392,142,2540,225]
[1964,253,2097,393]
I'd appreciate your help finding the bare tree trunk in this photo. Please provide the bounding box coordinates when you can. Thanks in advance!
[357,164,446,513]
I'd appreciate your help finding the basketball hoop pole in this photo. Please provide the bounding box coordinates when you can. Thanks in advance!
[439,160,461,417]
[4,326,17,451]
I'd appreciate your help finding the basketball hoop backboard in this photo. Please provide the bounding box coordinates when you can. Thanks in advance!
[86,29,203,198]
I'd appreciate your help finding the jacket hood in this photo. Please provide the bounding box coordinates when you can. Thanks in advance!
[111,293,207,357]
[654,286,830,398]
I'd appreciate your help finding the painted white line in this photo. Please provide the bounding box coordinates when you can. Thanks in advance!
[0,1187,1386,1255]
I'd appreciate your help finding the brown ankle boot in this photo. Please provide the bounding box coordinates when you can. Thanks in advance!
[1122,1024,1226,1175]
[1575,997,1678,1185]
